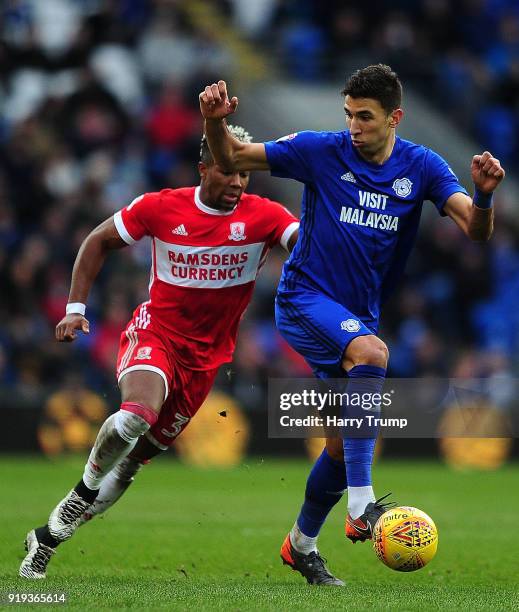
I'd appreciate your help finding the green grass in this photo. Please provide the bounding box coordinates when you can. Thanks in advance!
[0,456,518,611]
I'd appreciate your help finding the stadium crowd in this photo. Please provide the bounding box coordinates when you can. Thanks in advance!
[230,0,519,169]
[1,0,518,421]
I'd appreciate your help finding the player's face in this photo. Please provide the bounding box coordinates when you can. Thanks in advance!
[199,162,250,211]
[344,96,402,158]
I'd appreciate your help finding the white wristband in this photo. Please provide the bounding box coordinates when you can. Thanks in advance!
[66,302,86,316]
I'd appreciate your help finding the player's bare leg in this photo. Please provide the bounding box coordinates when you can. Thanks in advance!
[20,370,165,579]
[80,436,164,523]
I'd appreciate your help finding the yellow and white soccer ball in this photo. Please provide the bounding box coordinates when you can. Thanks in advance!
[373,506,438,571]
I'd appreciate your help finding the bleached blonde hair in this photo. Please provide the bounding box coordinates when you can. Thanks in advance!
[199,124,252,163]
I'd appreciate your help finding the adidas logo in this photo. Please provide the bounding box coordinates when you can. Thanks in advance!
[341,171,356,183]
[172,224,188,236]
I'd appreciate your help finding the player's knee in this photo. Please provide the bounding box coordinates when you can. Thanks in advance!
[325,438,344,462]
[115,403,159,443]
[342,336,389,370]
[120,370,166,413]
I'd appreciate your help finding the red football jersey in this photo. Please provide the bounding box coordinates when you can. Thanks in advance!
[114,186,299,370]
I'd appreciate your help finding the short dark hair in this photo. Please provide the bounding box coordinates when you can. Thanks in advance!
[341,64,402,114]
[199,124,253,164]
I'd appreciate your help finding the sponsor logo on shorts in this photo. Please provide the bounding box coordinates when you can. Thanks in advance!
[392,177,413,198]
[341,319,361,332]
[228,222,246,241]
[135,346,152,360]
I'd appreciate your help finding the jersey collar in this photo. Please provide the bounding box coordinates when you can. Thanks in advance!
[348,131,401,168]
[194,186,236,216]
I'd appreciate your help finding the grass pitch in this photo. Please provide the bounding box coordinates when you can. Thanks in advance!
[0,455,518,611]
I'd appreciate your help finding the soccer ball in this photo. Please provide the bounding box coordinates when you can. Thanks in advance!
[373,506,438,571]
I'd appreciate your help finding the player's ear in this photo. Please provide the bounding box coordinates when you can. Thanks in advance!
[198,162,207,180]
[389,108,403,129]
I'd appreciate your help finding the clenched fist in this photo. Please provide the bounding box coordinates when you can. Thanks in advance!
[471,151,505,194]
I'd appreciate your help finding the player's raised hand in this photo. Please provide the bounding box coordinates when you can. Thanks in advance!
[56,314,90,342]
[199,80,238,120]
[471,151,505,193]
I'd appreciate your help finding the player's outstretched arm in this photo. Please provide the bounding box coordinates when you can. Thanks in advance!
[199,80,269,172]
[56,218,127,342]
[443,151,505,242]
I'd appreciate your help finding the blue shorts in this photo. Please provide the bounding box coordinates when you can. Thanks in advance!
[275,289,376,378]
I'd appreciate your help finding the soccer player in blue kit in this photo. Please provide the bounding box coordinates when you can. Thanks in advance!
[199,65,505,586]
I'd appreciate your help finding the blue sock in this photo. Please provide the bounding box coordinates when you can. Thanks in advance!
[343,364,386,488]
[297,449,347,537]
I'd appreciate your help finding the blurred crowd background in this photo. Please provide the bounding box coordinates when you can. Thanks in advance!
[1,0,518,458]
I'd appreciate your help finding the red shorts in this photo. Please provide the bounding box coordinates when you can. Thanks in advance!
[116,320,218,449]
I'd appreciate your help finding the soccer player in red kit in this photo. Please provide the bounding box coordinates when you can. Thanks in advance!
[19,125,299,579]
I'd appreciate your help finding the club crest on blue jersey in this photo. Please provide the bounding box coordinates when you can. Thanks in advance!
[228,222,246,241]
[341,319,360,332]
[392,178,413,197]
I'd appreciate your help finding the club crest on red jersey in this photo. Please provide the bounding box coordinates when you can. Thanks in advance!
[228,222,246,241]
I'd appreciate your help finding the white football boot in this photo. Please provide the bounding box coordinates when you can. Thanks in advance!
[19,530,55,579]
[48,490,92,542]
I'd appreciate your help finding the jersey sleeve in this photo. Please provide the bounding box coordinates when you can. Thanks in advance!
[113,192,160,243]
[424,150,468,216]
[258,198,299,249]
[264,131,327,185]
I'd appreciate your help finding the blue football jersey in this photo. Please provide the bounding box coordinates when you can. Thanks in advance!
[265,131,468,329]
